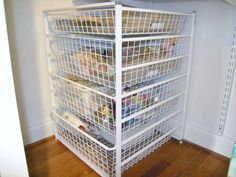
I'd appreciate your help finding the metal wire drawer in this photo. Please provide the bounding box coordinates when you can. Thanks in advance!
[45,7,187,36]
[52,110,116,177]
[49,35,189,89]
[52,109,180,176]
[51,74,186,137]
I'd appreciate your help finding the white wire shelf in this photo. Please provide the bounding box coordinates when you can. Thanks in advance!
[44,5,188,36]
[49,34,190,89]
[52,108,180,176]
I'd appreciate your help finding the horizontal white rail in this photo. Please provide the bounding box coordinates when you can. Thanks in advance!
[47,33,115,42]
[122,55,189,71]
[43,2,116,14]
[122,35,191,42]
[122,6,192,16]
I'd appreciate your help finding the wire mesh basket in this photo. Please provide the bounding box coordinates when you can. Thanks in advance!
[52,74,185,136]
[52,75,116,135]
[52,111,116,177]
[121,112,182,171]
[121,76,186,118]
[122,36,189,67]
[45,7,187,35]
[52,109,180,176]
[50,35,189,89]
[122,135,171,172]
[122,95,184,136]
[50,35,115,88]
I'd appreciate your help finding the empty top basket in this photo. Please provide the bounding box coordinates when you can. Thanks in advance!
[44,2,190,36]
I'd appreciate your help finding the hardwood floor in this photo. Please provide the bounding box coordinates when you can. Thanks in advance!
[25,137,230,177]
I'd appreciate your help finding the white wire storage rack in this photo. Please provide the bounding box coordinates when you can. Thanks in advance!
[44,2,195,177]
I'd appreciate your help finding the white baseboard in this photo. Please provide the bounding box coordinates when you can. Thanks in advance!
[22,120,54,145]
[184,124,234,158]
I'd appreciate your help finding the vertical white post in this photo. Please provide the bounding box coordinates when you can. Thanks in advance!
[42,13,58,139]
[43,14,54,107]
[115,3,122,177]
[180,12,196,141]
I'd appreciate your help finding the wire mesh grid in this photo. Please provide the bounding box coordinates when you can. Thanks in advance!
[122,77,186,118]
[122,36,189,88]
[52,74,185,136]
[122,37,189,67]
[122,9,186,35]
[46,7,187,35]
[53,111,116,177]
[52,75,116,135]
[50,35,116,88]
[122,58,187,87]
[50,35,189,89]
[122,95,184,136]
[121,114,181,162]
[47,9,115,35]
[122,135,171,172]
[53,109,181,176]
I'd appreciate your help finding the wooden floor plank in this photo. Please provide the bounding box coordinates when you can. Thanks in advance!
[175,150,210,177]
[140,141,192,177]
[190,155,221,177]
[157,145,201,177]
[25,138,229,177]
[209,160,229,177]
[123,141,176,177]
[141,159,171,177]
[123,141,190,177]
[27,140,96,177]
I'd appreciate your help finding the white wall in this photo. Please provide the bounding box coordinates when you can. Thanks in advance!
[0,0,29,176]
[5,0,106,145]
[154,0,236,157]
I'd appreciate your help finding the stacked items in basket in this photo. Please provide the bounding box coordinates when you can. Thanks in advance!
[57,37,180,89]
[59,75,164,134]
[54,109,115,147]
[50,10,185,34]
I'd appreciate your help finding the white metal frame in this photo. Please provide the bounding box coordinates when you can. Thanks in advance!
[43,12,59,139]
[180,12,196,141]
[43,3,195,177]
[115,4,122,177]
